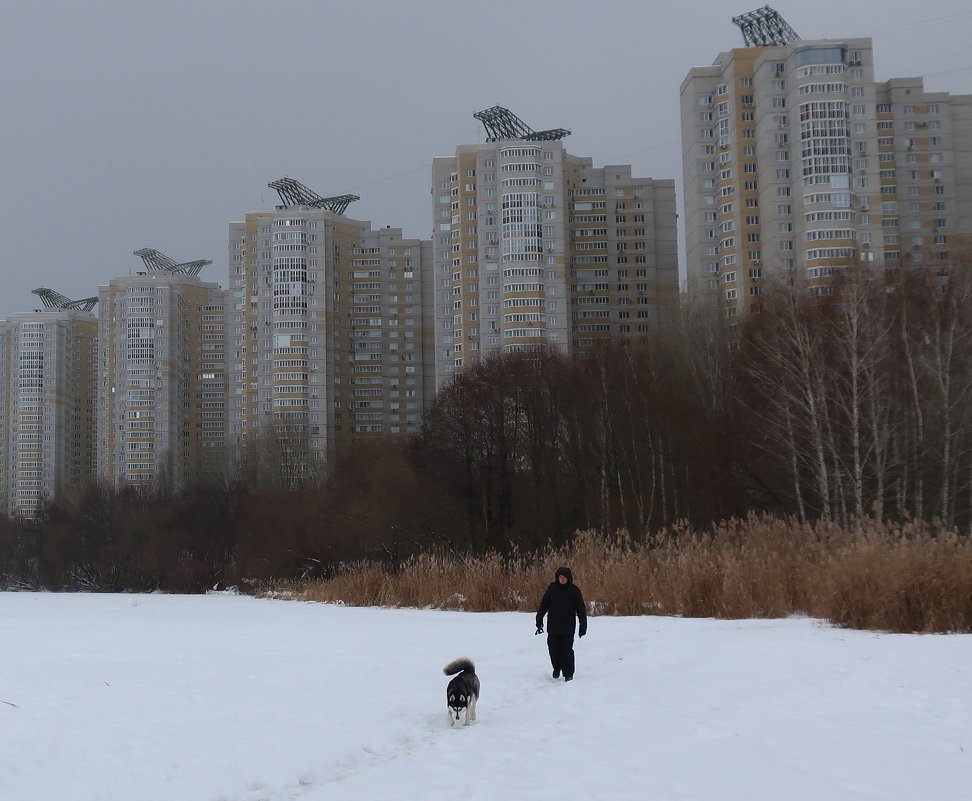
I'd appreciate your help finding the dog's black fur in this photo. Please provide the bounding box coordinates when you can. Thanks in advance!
[443,657,480,726]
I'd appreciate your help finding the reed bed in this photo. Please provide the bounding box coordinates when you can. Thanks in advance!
[265,515,972,633]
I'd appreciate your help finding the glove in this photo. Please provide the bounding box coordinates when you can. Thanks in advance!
[535,625,543,635]
[578,631,586,638]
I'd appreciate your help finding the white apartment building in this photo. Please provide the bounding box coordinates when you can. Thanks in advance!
[681,32,972,316]
[98,271,227,491]
[228,183,433,476]
[432,125,677,387]
[0,305,98,517]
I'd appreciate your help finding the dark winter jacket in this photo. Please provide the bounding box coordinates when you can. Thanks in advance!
[536,566,587,637]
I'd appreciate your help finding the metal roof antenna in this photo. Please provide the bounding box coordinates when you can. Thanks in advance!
[731,6,800,47]
[133,248,212,277]
[267,178,360,215]
[31,287,99,312]
[473,105,571,143]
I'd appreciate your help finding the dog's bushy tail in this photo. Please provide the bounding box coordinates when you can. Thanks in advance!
[443,657,475,675]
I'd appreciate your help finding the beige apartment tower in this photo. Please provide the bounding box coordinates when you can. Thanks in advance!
[227,179,433,477]
[98,258,227,492]
[432,107,678,387]
[0,294,98,518]
[681,11,972,317]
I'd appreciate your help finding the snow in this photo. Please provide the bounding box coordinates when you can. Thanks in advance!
[1,592,969,801]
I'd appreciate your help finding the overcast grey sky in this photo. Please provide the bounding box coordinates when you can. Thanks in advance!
[2,0,970,317]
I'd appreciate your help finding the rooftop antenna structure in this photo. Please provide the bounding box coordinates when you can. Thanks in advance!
[267,178,360,215]
[32,287,99,312]
[473,105,571,142]
[732,6,800,47]
[133,248,211,277]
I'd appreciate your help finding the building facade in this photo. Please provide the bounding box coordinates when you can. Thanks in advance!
[681,35,972,316]
[0,307,98,517]
[432,138,678,387]
[98,272,227,491]
[227,194,433,477]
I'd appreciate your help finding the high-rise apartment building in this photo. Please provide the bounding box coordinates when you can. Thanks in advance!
[680,8,972,316]
[98,254,227,491]
[0,290,98,517]
[432,106,678,387]
[227,179,433,475]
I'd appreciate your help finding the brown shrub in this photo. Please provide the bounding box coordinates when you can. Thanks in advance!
[816,523,972,633]
[263,515,972,633]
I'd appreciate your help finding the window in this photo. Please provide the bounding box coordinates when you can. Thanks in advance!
[796,47,845,67]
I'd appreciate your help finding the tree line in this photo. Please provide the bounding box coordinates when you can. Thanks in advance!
[1,265,970,592]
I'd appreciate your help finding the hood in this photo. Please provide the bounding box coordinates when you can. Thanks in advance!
[554,566,573,584]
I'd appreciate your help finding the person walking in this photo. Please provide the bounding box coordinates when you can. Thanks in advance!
[535,566,587,681]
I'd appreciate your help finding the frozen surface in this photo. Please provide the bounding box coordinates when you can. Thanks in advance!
[1,592,969,800]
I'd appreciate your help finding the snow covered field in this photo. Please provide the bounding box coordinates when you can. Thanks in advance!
[1,591,969,801]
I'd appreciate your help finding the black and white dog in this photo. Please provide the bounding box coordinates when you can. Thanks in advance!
[443,658,480,726]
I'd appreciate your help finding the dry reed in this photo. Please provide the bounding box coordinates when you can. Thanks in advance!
[266,515,972,633]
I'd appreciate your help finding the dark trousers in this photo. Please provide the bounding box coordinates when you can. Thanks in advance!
[547,633,575,678]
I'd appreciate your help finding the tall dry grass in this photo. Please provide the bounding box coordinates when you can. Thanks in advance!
[265,515,972,633]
